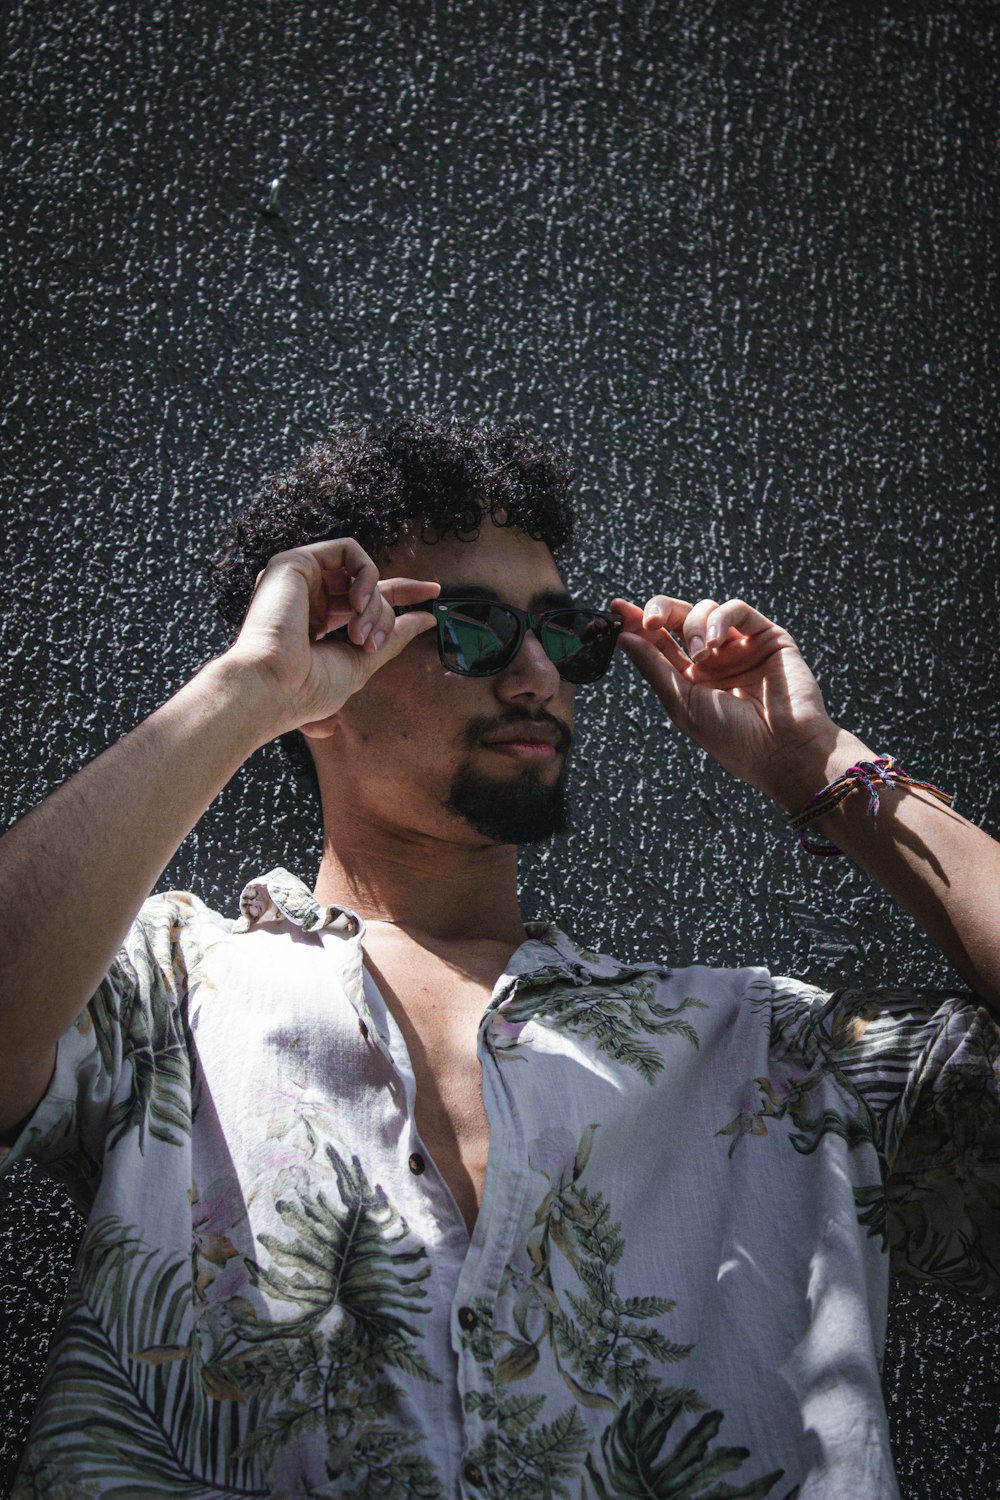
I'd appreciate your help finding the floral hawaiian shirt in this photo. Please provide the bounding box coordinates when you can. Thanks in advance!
[4,868,999,1500]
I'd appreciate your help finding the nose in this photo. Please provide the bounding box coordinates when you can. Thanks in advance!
[493,628,564,704]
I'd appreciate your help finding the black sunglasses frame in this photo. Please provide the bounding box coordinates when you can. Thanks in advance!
[394,598,623,682]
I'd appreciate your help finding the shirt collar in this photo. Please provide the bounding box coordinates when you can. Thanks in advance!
[233,869,364,938]
[231,869,638,987]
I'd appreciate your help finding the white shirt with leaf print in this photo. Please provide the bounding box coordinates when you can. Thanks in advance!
[4,868,999,1500]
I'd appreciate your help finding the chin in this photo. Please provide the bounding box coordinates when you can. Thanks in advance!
[444,763,570,846]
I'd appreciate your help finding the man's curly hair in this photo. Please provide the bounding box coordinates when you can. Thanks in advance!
[206,410,578,800]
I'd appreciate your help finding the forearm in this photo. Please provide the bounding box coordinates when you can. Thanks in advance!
[770,726,1000,1016]
[0,655,272,1131]
[614,592,999,1010]
[0,538,436,1138]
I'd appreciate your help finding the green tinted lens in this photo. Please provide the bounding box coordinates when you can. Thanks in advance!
[542,611,614,683]
[439,603,518,674]
[433,601,615,680]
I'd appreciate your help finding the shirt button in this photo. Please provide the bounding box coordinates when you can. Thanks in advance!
[463,1461,483,1487]
[408,1152,426,1175]
[458,1305,477,1331]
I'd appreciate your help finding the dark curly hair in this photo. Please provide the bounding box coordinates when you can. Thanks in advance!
[206,410,578,799]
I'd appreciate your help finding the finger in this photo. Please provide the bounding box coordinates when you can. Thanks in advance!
[609,598,645,635]
[250,539,382,645]
[365,603,437,663]
[322,573,442,641]
[347,558,412,647]
[640,594,696,632]
[339,582,379,646]
[704,597,786,647]
[283,537,381,613]
[612,595,695,636]
[681,598,721,662]
[378,577,442,606]
[356,579,442,654]
[344,554,379,614]
[309,598,437,693]
[360,588,395,653]
[612,598,692,676]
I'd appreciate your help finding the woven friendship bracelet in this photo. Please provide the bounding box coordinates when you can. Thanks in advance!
[786,754,955,857]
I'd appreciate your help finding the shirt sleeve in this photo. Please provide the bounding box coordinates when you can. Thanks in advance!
[879,990,1000,1296]
[772,978,1000,1299]
[0,891,209,1214]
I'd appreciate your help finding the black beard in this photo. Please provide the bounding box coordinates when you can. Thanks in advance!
[444,763,570,845]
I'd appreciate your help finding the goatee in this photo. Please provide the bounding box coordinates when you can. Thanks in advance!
[444,763,570,845]
[443,708,573,845]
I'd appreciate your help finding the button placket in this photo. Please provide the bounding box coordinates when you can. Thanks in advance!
[345,954,395,1061]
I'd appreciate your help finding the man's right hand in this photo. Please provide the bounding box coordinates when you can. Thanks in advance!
[0,538,440,1137]
[222,539,440,742]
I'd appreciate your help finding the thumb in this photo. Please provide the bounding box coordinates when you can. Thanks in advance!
[299,606,436,739]
[370,607,437,668]
[362,578,440,671]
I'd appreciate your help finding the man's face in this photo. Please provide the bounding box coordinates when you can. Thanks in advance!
[313,524,578,847]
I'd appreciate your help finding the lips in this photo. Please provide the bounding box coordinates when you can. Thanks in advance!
[481,726,562,749]
[466,712,572,758]
[477,719,570,765]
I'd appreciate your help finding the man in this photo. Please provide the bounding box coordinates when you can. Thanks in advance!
[1,412,997,1500]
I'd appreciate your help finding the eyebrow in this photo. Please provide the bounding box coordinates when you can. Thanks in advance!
[436,582,577,610]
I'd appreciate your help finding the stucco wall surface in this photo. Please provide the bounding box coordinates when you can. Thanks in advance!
[1,0,998,1495]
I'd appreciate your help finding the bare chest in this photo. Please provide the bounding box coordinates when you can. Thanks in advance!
[363,938,512,1234]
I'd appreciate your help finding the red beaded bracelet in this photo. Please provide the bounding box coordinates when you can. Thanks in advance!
[785,754,955,857]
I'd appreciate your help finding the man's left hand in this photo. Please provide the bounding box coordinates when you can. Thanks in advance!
[611,594,843,803]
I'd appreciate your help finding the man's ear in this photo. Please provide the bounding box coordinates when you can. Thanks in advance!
[298,714,341,743]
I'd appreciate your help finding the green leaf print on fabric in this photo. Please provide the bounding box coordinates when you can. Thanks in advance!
[12,1216,265,1499]
[14,1149,446,1500]
[461,1127,787,1500]
[464,1385,590,1499]
[882,996,1000,1297]
[242,1143,436,1365]
[491,1126,699,1422]
[715,980,1000,1293]
[226,1143,443,1494]
[716,986,903,1231]
[586,1398,791,1500]
[503,973,707,1081]
[90,946,195,1151]
[553,1185,695,1405]
[10,1463,106,1500]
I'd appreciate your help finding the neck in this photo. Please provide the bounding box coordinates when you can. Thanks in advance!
[313,806,527,948]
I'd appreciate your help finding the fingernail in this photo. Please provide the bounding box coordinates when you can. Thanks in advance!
[372,628,386,649]
[358,591,372,613]
[690,635,706,658]
[359,621,373,643]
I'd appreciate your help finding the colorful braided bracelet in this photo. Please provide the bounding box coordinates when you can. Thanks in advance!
[786,754,955,857]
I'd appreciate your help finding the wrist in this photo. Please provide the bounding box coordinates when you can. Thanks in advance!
[759,726,876,814]
[184,652,290,757]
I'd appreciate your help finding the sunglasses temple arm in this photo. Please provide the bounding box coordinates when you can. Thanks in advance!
[393,602,438,618]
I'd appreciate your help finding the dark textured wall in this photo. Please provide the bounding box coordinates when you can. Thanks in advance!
[2,0,998,1494]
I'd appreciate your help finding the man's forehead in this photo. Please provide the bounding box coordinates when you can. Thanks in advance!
[380,524,569,601]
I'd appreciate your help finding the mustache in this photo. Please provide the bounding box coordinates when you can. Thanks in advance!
[463,710,574,754]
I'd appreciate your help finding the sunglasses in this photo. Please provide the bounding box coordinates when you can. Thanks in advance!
[394,598,623,682]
